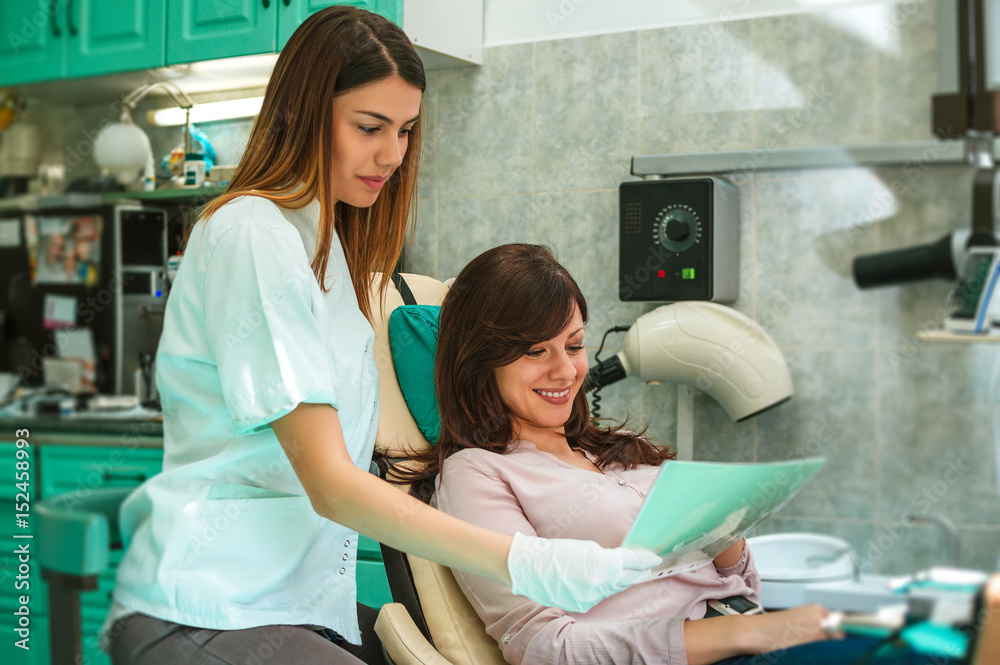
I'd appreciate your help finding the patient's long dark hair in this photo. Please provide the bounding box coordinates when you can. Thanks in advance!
[394,244,674,503]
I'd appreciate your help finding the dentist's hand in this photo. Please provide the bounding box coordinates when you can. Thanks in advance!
[506,531,661,612]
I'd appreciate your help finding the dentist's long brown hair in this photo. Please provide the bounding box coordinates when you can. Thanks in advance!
[394,244,674,504]
[198,6,424,321]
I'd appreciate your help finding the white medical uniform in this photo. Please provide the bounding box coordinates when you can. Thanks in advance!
[102,195,379,645]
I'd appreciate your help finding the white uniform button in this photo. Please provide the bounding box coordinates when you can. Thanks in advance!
[502,635,511,644]
[342,553,349,561]
[618,479,626,486]
[344,540,351,547]
[339,567,347,575]
[640,491,647,497]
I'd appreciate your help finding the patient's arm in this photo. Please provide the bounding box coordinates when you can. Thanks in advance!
[713,539,745,569]
[683,604,833,665]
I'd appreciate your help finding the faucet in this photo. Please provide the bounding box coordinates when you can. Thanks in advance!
[904,512,960,568]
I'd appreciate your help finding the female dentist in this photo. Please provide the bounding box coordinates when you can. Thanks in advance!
[101,7,659,665]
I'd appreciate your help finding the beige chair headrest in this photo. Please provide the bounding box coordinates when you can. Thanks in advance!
[370,273,449,458]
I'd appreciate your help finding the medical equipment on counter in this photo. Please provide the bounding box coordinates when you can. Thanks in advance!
[584,301,793,422]
[852,0,999,293]
[619,176,739,303]
[944,246,1000,334]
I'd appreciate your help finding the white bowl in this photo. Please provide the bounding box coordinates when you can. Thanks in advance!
[747,533,857,609]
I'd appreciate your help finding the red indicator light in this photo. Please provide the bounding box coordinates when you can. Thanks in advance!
[658,270,666,278]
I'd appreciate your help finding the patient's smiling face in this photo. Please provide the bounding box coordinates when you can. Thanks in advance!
[494,305,589,440]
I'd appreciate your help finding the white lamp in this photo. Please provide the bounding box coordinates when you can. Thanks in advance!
[93,81,194,187]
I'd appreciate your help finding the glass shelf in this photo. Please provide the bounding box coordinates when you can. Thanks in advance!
[99,186,225,203]
[915,330,1000,344]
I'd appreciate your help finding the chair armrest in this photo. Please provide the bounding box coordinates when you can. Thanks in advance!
[36,486,133,576]
[376,603,454,665]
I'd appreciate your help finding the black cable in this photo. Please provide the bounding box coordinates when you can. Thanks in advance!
[590,325,630,418]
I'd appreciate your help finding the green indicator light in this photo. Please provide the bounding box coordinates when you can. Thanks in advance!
[682,268,696,280]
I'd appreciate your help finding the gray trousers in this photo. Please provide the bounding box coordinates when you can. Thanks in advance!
[108,604,385,665]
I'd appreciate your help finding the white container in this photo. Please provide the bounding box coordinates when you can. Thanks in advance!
[183,153,206,187]
[747,533,857,609]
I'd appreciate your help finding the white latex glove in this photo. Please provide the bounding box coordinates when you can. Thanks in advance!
[507,531,662,613]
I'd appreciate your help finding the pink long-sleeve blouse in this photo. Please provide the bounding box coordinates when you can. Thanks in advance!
[433,439,761,665]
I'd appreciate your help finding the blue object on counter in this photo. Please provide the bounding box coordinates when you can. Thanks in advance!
[161,124,217,175]
[900,622,969,659]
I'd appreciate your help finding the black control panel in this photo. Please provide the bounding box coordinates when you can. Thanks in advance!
[619,178,715,301]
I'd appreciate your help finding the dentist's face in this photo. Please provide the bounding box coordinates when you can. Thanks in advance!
[494,305,589,438]
[329,75,422,207]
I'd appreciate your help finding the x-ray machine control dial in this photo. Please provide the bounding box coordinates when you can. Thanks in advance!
[656,204,701,253]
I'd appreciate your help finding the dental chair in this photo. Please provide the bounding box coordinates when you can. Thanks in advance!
[36,485,134,665]
[369,273,506,665]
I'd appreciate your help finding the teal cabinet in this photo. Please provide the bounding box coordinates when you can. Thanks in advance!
[276,0,403,50]
[67,0,167,78]
[166,0,277,65]
[0,0,166,86]
[0,3,64,86]
[167,0,403,65]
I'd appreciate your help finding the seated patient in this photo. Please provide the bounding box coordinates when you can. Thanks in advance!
[397,243,964,665]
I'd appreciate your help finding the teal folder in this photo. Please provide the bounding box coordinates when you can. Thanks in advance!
[622,458,826,577]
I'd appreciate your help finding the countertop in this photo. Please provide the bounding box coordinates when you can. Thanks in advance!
[0,414,163,447]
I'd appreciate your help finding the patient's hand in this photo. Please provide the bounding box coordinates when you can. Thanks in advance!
[743,604,839,654]
[684,603,838,665]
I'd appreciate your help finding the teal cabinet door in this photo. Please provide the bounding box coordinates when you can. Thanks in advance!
[67,0,166,78]
[0,2,65,86]
[277,0,402,50]
[167,0,277,65]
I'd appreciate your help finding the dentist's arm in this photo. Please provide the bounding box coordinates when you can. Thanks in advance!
[272,403,658,611]
[273,403,512,583]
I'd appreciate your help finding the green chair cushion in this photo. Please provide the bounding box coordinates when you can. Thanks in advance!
[36,486,133,577]
[388,305,441,444]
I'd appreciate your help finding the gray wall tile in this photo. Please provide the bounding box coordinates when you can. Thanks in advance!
[435,44,535,198]
[417,71,438,201]
[535,189,643,340]
[640,21,754,155]
[876,0,940,143]
[437,195,535,279]
[754,9,877,148]
[535,33,640,192]
[754,173,879,348]
[756,350,878,520]
[880,347,1000,527]
[404,199,437,278]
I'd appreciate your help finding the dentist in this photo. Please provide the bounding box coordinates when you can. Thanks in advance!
[101,6,659,665]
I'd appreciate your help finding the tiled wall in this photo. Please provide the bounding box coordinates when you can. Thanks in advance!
[409,1,1000,575]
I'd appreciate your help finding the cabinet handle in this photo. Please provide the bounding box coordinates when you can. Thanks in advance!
[49,0,61,37]
[101,470,148,484]
[66,0,78,36]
